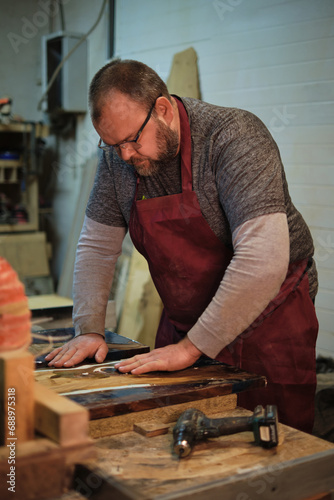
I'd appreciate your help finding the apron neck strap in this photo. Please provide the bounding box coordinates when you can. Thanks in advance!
[174,97,193,192]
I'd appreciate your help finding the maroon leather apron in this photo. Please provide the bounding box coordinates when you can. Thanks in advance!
[129,98,318,433]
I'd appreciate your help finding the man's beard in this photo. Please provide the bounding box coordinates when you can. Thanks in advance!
[127,120,179,176]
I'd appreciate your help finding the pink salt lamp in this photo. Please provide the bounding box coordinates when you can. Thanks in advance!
[0,257,31,351]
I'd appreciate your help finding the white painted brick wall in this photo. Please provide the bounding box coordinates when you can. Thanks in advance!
[115,0,334,358]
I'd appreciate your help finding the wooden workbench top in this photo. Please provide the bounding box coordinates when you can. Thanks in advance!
[71,407,334,500]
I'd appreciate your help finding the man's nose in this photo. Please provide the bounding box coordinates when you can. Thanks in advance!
[119,146,136,162]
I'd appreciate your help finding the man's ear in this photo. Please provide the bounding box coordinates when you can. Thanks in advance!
[155,96,175,126]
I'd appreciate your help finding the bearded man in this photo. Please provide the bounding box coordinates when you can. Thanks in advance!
[46,59,318,433]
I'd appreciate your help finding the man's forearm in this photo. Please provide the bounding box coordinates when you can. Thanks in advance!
[73,216,126,336]
[187,212,290,358]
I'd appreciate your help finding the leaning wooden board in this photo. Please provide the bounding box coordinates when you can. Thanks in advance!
[35,360,266,420]
[71,407,334,500]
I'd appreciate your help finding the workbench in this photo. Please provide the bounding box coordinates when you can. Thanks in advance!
[1,327,333,500]
[37,329,334,500]
[70,408,334,500]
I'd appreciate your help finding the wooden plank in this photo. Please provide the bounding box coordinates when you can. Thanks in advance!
[89,394,237,438]
[133,421,170,438]
[34,382,90,446]
[0,351,35,444]
[167,47,200,99]
[70,376,245,420]
[0,436,95,464]
[0,440,66,500]
[28,294,73,310]
[118,247,163,350]
[0,437,95,500]
[35,359,265,395]
[34,360,265,420]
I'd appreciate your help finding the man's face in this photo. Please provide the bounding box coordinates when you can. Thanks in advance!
[127,118,179,176]
[95,92,179,176]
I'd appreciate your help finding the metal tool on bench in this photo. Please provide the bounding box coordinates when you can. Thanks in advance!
[173,404,278,458]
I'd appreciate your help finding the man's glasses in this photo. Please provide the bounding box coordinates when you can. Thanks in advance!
[98,94,162,153]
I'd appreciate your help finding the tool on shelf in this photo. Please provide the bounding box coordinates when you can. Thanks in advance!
[0,97,12,123]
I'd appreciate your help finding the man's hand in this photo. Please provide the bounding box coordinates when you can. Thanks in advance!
[115,336,202,375]
[45,333,108,368]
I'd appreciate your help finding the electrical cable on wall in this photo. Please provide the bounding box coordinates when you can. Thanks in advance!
[37,0,108,111]
[59,0,66,31]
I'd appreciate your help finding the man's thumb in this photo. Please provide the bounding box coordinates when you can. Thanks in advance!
[95,343,108,363]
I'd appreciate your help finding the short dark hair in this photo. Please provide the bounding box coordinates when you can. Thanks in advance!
[89,59,171,122]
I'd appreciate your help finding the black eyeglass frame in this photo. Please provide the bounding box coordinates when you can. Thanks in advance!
[98,93,162,152]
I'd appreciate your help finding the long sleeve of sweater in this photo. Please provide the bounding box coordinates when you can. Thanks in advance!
[73,215,126,336]
[187,212,290,358]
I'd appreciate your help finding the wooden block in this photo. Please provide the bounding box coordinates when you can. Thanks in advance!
[118,247,163,350]
[0,350,34,444]
[0,437,95,500]
[0,441,66,500]
[89,393,237,438]
[133,421,171,438]
[34,382,89,446]
[167,47,201,99]
[35,122,50,138]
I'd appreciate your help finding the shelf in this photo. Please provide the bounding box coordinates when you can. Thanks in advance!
[0,122,33,133]
[0,122,42,233]
[0,160,21,168]
[0,122,49,137]
[0,222,38,232]
[0,162,22,183]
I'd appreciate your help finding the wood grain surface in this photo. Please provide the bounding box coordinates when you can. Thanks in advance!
[76,407,334,500]
[35,360,266,420]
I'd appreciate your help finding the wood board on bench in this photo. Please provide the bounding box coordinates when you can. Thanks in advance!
[35,359,266,420]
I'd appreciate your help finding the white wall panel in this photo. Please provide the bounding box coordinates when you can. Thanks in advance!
[115,0,334,358]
